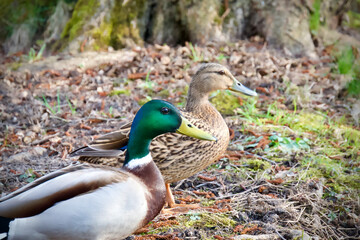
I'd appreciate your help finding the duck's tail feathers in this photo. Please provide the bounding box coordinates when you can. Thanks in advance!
[0,216,12,239]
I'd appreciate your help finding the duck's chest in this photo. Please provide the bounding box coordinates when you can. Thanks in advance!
[152,108,230,183]
[191,108,230,145]
[9,178,161,240]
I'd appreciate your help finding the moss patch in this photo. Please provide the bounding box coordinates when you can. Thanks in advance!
[59,0,147,51]
[158,89,170,98]
[91,20,113,51]
[181,212,236,229]
[292,112,326,133]
[246,159,272,171]
[109,89,131,96]
[210,91,241,115]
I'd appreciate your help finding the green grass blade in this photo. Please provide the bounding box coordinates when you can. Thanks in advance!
[42,95,55,114]
[57,90,61,114]
[66,97,76,115]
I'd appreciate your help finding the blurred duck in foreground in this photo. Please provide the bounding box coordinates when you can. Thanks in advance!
[0,100,215,240]
[70,63,257,208]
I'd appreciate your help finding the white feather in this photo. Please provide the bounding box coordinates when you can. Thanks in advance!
[125,153,152,169]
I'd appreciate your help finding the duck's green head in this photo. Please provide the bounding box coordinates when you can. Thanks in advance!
[125,100,215,163]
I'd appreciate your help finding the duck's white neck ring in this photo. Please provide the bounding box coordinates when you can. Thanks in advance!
[125,153,152,169]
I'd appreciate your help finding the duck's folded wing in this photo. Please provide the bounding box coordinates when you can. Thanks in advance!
[0,165,127,218]
[69,121,132,157]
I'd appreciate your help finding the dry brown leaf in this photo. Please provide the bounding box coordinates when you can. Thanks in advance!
[267,178,284,185]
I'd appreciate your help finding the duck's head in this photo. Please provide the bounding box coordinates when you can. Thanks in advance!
[125,100,216,163]
[190,63,257,97]
[132,100,216,141]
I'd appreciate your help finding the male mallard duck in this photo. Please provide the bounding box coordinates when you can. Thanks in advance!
[0,100,215,240]
[70,63,257,207]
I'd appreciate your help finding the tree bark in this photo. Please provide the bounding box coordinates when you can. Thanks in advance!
[1,0,357,58]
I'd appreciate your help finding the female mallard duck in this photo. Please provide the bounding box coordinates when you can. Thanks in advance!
[70,63,257,208]
[0,100,215,240]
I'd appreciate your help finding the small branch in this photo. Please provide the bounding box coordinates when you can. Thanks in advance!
[31,132,60,146]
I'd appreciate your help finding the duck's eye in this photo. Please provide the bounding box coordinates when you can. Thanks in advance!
[217,70,226,75]
[161,107,170,114]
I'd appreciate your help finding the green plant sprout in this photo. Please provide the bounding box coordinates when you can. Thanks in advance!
[41,92,78,115]
[309,0,321,35]
[189,42,203,62]
[42,95,57,115]
[139,69,156,90]
[56,90,61,114]
[66,96,76,115]
[337,46,354,75]
[346,78,360,96]
[216,53,229,61]
[269,134,310,153]
[109,106,114,117]
[19,169,37,183]
[27,43,46,63]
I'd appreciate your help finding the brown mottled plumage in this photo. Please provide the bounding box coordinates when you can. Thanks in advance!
[70,63,257,205]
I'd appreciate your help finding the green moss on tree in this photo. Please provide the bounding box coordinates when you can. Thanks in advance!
[60,0,99,43]
[91,20,113,51]
[58,0,147,51]
[109,0,147,49]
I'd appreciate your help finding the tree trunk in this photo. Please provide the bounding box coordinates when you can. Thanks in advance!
[1,0,358,58]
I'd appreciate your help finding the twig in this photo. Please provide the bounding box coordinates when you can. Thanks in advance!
[220,8,230,21]
[265,124,296,134]
[295,159,311,187]
[49,115,70,123]
[334,104,352,112]
[274,228,287,240]
[195,182,221,189]
[215,185,264,200]
[31,132,60,146]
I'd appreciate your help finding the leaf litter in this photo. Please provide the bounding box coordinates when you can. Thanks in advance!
[0,40,359,239]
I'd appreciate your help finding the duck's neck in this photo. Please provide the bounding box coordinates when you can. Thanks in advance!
[124,133,151,165]
[186,87,211,112]
[123,153,163,189]
[186,88,222,119]
[123,135,165,190]
[123,151,166,226]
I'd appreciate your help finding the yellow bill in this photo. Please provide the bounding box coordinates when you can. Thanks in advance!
[176,116,216,141]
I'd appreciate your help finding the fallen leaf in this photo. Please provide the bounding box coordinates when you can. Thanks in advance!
[128,72,148,80]
[198,175,217,181]
[241,225,262,235]
[267,178,284,185]
[258,186,268,193]
[234,225,244,233]
[80,123,91,130]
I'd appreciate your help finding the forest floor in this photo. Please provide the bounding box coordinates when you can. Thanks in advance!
[0,40,359,240]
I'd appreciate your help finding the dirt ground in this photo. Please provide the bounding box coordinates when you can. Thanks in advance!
[0,41,359,239]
